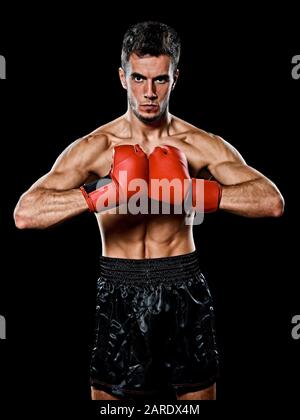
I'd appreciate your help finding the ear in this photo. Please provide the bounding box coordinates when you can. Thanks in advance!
[172,68,179,90]
[119,67,127,90]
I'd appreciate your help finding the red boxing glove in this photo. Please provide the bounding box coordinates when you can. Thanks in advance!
[192,178,222,213]
[149,145,190,206]
[149,145,222,212]
[81,144,148,212]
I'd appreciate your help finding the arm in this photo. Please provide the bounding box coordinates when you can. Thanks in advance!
[205,135,284,217]
[14,135,109,229]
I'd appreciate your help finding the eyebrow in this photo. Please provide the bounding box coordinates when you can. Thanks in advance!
[131,72,170,81]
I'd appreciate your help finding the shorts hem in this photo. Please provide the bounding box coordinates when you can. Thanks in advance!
[173,377,218,395]
[90,376,218,397]
[90,378,164,396]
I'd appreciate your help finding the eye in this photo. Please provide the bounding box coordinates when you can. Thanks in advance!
[133,76,144,83]
[155,78,167,84]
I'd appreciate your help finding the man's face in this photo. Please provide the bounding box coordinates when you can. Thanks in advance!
[119,53,178,124]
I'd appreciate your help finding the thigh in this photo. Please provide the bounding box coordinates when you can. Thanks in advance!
[176,383,216,400]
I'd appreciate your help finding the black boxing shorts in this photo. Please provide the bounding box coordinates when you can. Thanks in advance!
[90,250,219,399]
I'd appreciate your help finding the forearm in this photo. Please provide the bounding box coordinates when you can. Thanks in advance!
[14,187,88,229]
[219,178,284,217]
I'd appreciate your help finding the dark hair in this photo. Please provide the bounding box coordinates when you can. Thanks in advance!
[121,21,181,71]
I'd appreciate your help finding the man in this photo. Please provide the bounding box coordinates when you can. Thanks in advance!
[14,21,284,400]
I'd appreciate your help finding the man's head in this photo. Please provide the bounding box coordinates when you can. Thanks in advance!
[121,21,181,72]
[119,21,181,124]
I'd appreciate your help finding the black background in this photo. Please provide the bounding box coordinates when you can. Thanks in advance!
[1,4,299,409]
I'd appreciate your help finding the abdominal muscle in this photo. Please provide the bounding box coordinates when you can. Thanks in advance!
[96,212,195,259]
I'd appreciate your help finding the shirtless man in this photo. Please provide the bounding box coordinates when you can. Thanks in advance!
[14,21,284,400]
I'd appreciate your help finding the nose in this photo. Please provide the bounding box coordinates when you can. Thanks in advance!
[144,80,157,100]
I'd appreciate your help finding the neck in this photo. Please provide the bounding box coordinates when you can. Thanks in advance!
[124,109,172,140]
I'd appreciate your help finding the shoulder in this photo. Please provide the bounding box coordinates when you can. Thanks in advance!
[177,119,242,160]
[169,116,212,146]
[66,116,128,157]
[169,116,214,151]
[52,131,111,175]
[169,115,244,166]
[62,132,110,161]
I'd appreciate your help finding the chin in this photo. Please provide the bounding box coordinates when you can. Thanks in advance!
[133,108,161,124]
[138,114,162,124]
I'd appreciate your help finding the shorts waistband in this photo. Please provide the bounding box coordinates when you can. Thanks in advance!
[99,251,201,282]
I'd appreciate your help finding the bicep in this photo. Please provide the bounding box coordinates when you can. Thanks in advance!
[209,160,264,185]
[27,136,103,192]
[27,167,90,192]
[207,135,264,185]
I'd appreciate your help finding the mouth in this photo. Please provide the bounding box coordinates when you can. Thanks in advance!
[140,104,159,112]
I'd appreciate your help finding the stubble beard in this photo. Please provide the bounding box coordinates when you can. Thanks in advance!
[129,98,168,125]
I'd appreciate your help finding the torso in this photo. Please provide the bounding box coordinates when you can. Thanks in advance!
[87,114,213,259]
